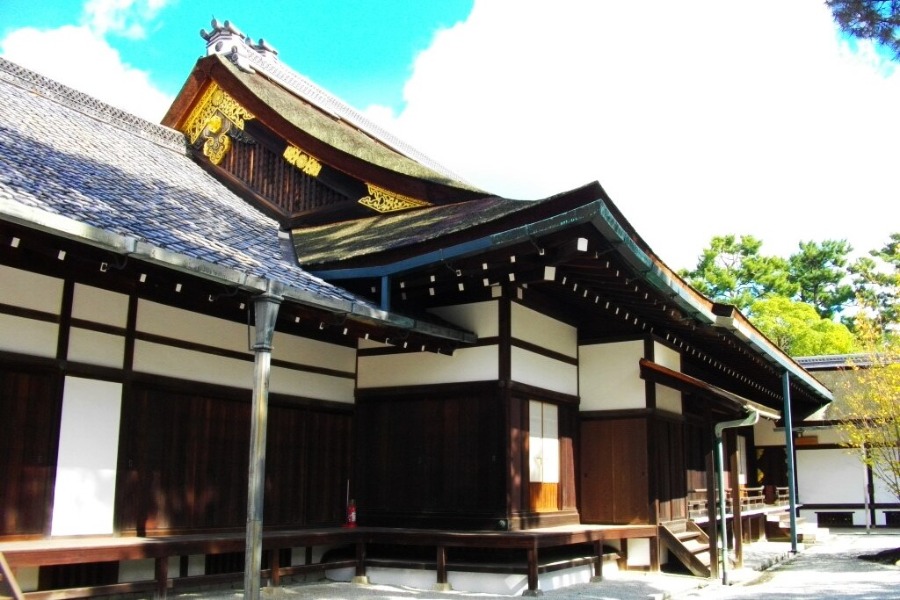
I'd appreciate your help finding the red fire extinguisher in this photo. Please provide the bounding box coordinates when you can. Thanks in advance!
[345,499,357,528]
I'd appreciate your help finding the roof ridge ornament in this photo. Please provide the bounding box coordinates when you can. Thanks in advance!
[201,19,279,73]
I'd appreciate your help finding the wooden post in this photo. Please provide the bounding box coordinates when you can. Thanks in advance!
[705,447,719,579]
[525,545,539,596]
[593,540,604,581]
[154,556,168,600]
[270,548,281,588]
[352,542,368,584]
[436,546,448,584]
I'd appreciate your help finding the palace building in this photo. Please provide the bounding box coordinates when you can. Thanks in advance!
[0,21,832,597]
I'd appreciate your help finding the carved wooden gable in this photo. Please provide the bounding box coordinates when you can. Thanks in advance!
[165,24,485,228]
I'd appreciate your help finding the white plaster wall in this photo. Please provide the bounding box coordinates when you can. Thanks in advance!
[753,419,785,446]
[133,340,254,389]
[0,264,62,313]
[332,565,593,596]
[655,385,682,415]
[873,469,895,504]
[653,342,680,371]
[511,347,578,396]
[805,427,844,445]
[270,365,355,403]
[511,303,577,358]
[357,345,498,388]
[273,333,356,374]
[11,567,37,593]
[51,377,122,536]
[797,448,865,505]
[118,557,179,583]
[68,328,125,368]
[72,283,129,327]
[137,299,251,355]
[0,313,58,357]
[428,301,498,338]
[578,341,645,411]
[626,538,650,567]
[652,342,682,413]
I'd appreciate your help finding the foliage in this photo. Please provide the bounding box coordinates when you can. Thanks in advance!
[748,296,857,356]
[833,317,900,502]
[680,235,795,312]
[827,0,900,59]
[682,233,899,354]
[849,233,900,334]
[789,240,855,320]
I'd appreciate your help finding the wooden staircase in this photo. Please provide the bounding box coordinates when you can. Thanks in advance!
[0,552,25,600]
[659,520,712,578]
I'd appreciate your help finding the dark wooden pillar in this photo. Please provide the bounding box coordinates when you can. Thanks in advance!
[705,445,719,579]
[154,556,168,600]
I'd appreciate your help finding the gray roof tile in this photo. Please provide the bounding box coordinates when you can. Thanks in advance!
[0,57,372,306]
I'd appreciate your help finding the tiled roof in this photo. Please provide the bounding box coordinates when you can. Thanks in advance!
[215,56,484,193]
[292,196,538,265]
[0,57,370,306]
[202,21,471,186]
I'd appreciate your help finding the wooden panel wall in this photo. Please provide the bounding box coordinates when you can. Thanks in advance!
[224,138,346,216]
[579,418,649,524]
[115,381,352,535]
[0,366,61,538]
[653,418,687,523]
[355,388,505,528]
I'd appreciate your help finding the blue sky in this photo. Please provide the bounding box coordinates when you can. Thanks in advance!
[1,1,898,272]
[0,0,473,112]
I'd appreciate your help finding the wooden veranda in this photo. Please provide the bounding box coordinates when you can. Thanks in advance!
[0,523,658,599]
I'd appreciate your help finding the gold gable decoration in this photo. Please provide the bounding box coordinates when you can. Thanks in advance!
[358,183,432,213]
[182,82,254,165]
[283,145,323,177]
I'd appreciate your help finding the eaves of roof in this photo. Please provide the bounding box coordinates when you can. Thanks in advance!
[306,183,831,406]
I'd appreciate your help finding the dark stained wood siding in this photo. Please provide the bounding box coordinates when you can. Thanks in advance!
[223,137,346,217]
[579,418,649,524]
[653,418,687,523]
[355,388,506,529]
[115,382,351,535]
[0,366,61,538]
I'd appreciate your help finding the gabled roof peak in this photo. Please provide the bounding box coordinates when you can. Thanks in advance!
[197,19,467,184]
[201,19,279,72]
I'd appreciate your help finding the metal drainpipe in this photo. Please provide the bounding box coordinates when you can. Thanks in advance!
[782,371,799,553]
[380,275,391,311]
[244,292,282,600]
[715,409,759,586]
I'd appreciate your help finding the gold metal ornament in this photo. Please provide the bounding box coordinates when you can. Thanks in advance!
[283,145,323,177]
[181,81,254,164]
[358,183,431,213]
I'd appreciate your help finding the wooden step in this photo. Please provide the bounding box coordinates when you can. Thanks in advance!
[659,521,711,579]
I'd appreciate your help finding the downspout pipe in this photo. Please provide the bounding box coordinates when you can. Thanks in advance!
[782,371,799,554]
[244,291,282,600]
[714,409,759,586]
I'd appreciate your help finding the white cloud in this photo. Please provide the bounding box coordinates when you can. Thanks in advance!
[0,0,174,122]
[82,0,170,39]
[1,25,172,122]
[381,0,900,271]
